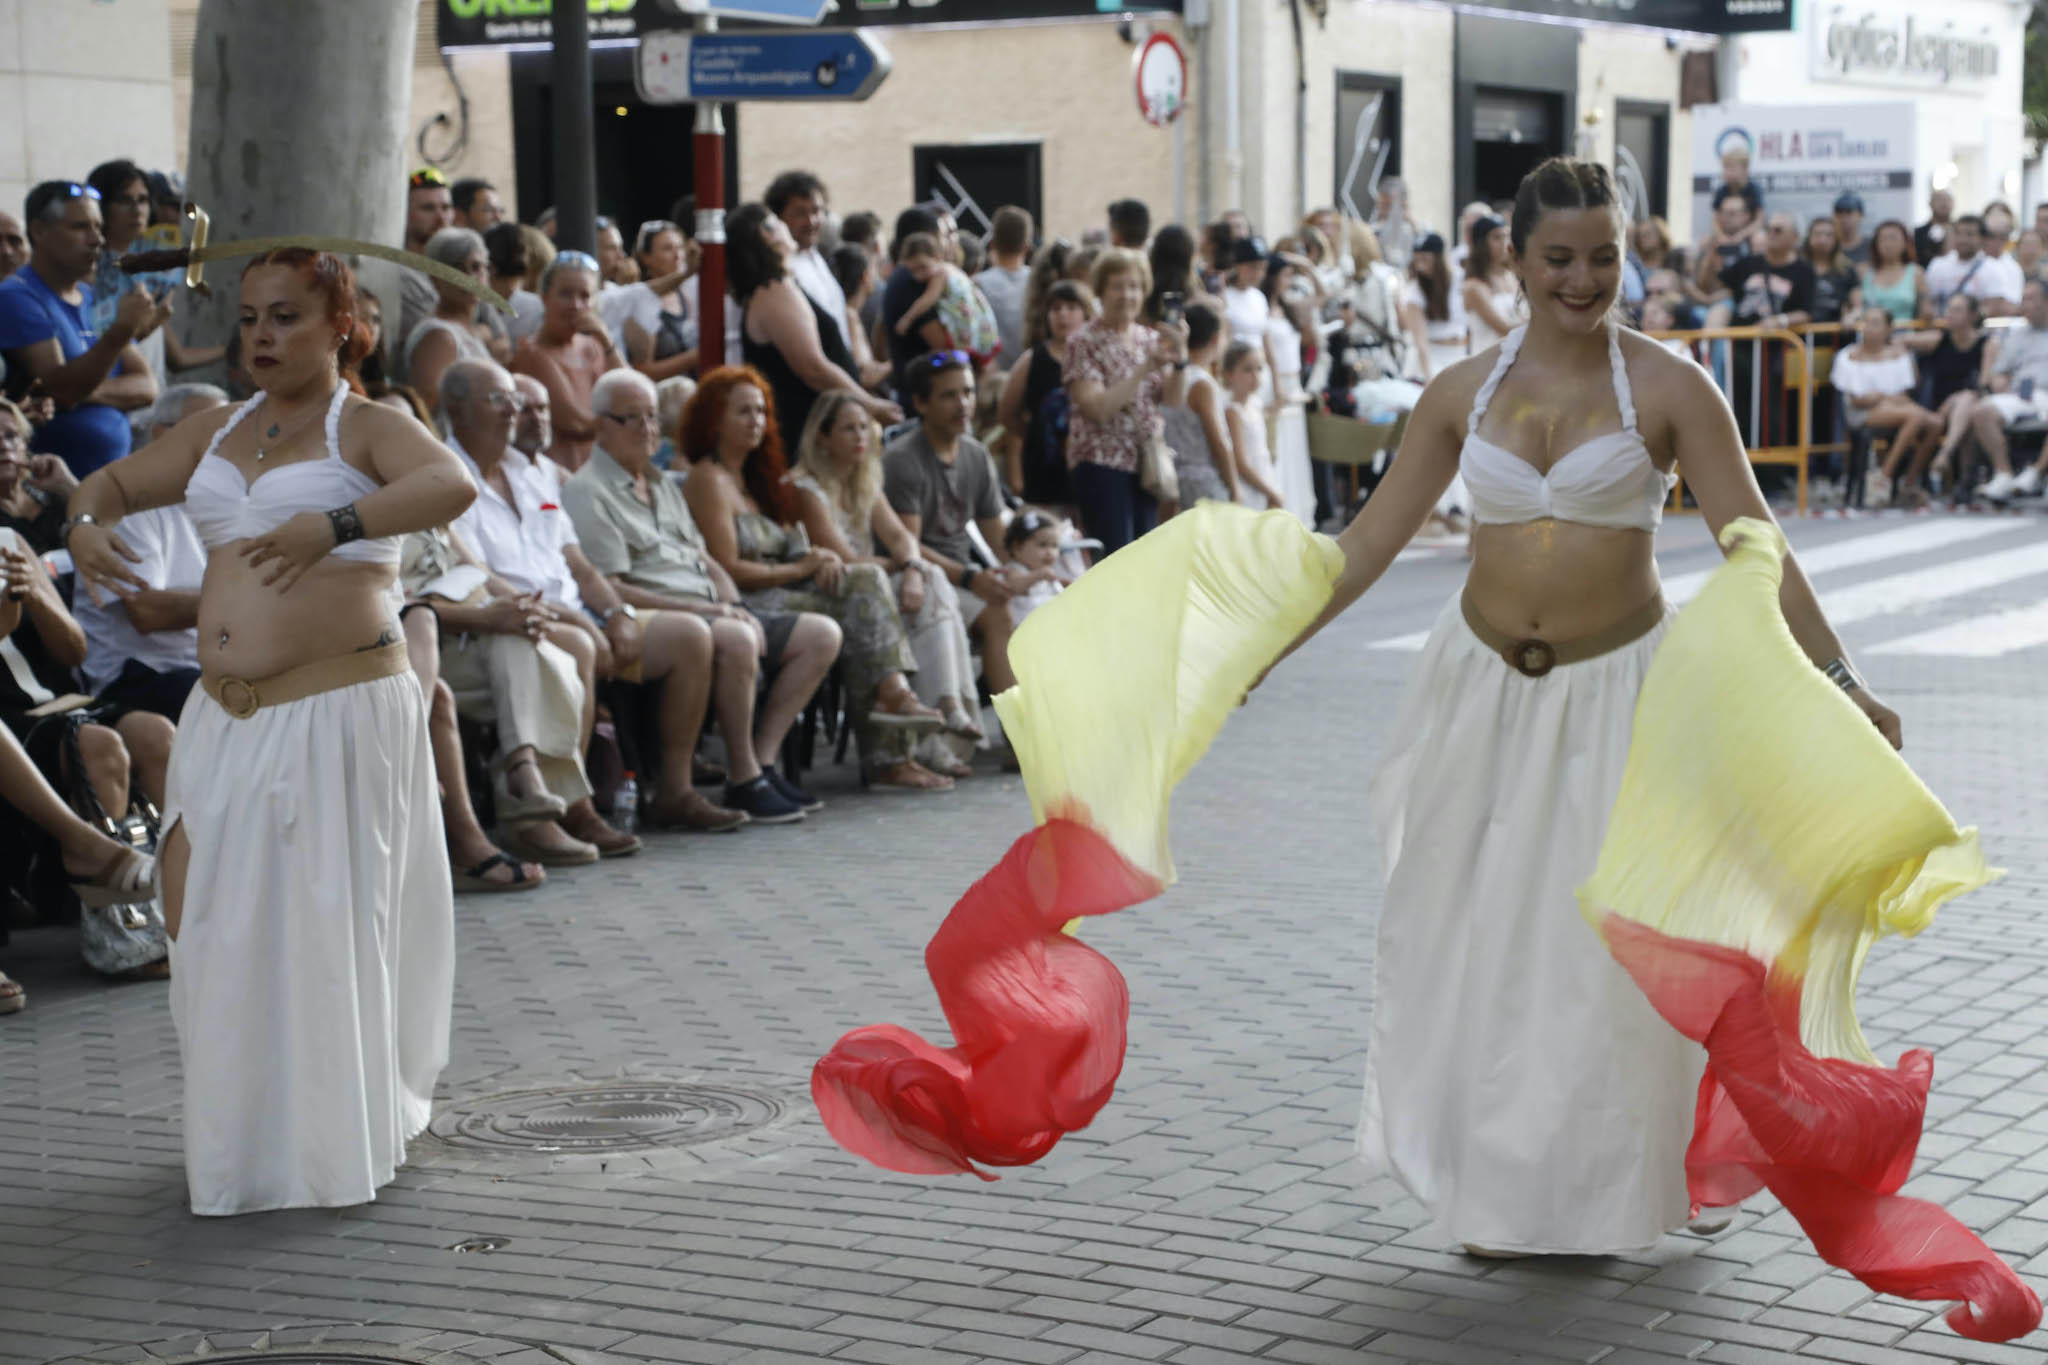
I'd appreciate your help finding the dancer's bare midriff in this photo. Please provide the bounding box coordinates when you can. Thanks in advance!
[1466,520,1662,643]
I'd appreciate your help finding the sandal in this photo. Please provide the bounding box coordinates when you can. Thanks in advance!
[496,757,569,824]
[453,851,546,894]
[0,971,24,1015]
[68,844,157,908]
[938,698,985,740]
[868,761,954,793]
[496,826,600,866]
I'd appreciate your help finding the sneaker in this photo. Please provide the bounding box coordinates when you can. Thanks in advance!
[761,764,824,813]
[1863,469,1891,507]
[723,774,806,825]
[2016,466,2043,497]
[1980,471,2019,502]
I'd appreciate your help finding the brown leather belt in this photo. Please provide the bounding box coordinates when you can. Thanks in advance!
[202,642,410,719]
[1460,592,1667,679]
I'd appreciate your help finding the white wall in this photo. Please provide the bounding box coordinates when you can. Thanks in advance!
[0,0,178,216]
[1726,0,2028,216]
[1578,26,1697,242]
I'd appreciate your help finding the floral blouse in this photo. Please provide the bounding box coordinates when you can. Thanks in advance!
[1062,320,1164,474]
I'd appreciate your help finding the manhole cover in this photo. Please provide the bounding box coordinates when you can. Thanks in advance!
[429,1080,788,1155]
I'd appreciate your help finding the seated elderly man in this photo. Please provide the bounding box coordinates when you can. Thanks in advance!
[73,384,219,720]
[562,369,838,825]
[443,359,767,831]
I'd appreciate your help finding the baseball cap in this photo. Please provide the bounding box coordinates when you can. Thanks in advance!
[1833,192,1866,215]
[1229,235,1270,267]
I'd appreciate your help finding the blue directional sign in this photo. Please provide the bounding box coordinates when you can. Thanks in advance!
[637,30,892,103]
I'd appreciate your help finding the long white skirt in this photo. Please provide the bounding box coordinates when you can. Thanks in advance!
[1272,403,1316,528]
[1360,596,1704,1254]
[164,671,452,1216]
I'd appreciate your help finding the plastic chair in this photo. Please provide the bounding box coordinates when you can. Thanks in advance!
[1306,409,1409,514]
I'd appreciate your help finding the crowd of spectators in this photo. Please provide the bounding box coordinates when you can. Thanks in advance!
[5,147,2047,1017]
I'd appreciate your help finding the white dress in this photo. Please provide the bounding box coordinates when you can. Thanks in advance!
[1229,397,1280,512]
[1466,275,1529,352]
[165,386,453,1216]
[1265,315,1317,527]
[1360,325,1699,1254]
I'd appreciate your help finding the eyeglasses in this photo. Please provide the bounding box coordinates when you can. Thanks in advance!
[600,411,658,427]
[408,167,449,189]
[482,391,529,413]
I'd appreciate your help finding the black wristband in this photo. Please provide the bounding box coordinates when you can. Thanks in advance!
[326,502,365,546]
[956,563,974,589]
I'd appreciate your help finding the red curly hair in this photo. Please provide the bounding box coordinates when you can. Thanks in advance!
[679,365,801,526]
[240,247,372,393]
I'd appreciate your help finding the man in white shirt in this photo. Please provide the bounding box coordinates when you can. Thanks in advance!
[765,170,850,353]
[1977,202,2027,315]
[75,383,220,718]
[1928,215,2023,317]
[1966,279,2048,501]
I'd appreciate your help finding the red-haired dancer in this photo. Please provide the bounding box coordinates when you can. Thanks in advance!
[65,248,477,1215]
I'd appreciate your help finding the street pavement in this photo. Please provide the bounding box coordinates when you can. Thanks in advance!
[6,505,2048,1365]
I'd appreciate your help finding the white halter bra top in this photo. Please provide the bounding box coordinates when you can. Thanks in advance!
[1460,324,1675,532]
[183,383,399,565]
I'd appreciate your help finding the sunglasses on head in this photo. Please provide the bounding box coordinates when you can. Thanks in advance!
[57,184,101,202]
[923,350,971,367]
[553,250,601,273]
[408,167,449,189]
[636,220,681,250]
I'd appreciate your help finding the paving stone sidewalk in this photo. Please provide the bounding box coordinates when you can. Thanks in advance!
[4,522,2047,1365]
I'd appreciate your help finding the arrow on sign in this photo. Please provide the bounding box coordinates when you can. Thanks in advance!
[638,30,893,103]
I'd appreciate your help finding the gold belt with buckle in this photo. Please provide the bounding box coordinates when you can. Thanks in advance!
[1459,592,1667,679]
[202,642,411,719]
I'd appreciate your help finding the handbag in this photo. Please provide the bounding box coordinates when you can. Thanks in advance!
[1140,432,1180,504]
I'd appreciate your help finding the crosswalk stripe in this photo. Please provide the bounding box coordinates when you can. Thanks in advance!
[1366,519,2040,654]
[1869,597,2048,657]
[1658,518,2016,605]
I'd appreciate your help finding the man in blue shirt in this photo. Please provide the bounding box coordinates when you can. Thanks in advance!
[0,181,160,477]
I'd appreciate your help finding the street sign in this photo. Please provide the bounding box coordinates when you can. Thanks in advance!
[636,29,892,103]
[663,0,833,24]
[1132,31,1185,127]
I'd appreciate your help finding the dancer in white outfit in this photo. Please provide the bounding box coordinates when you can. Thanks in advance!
[1265,159,1898,1256]
[67,248,477,1216]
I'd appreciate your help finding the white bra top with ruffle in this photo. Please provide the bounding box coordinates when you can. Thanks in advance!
[1459,324,1675,533]
[181,383,399,565]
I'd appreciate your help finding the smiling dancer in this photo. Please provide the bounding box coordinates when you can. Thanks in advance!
[1277,158,1897,1256]
[66,248,475,1215]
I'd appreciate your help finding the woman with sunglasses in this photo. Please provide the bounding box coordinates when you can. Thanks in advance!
[85,159,222,384]
[728,202,900,444]
[510,250,623,472]
[617,220,700,385]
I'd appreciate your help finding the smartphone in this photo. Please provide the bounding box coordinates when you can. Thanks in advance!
[2022,377,2037,403]
[1160,291,1184,326]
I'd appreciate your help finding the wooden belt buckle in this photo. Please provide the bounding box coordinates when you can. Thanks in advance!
[215,675,260,719]
[1507,638,1556,678]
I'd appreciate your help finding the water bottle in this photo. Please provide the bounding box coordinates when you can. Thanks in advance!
[612,770,639,834]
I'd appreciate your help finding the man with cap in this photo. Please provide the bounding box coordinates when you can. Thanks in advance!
[1833,192,1871,267]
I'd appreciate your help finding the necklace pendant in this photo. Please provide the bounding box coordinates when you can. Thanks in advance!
[256,447,266,462]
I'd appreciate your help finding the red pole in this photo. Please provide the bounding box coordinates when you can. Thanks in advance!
[693,48,726,372]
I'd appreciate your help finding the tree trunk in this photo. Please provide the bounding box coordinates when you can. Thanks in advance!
[183,0,417,378]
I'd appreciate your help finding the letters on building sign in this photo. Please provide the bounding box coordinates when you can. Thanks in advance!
[1813,6,1999,87]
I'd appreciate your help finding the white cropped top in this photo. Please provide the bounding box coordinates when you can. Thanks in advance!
[1461,325,1676,533]
[182,383,399,565]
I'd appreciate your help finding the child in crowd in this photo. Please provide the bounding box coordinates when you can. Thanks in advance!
[896,232,1002,367]
[1222,341,1287,510]
[1001,509,1070,629]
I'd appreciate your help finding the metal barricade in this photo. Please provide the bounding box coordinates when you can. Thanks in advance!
[1647,325,1813,516]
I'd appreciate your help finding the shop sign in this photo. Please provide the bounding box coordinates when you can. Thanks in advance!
[1473,0,1790,35]
[1809,4,2002,90]
[438,0,1179,49]
[1689,102,1917,235]
[637,29,891,100]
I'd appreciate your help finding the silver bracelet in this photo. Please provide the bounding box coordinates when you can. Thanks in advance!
[1821,656,1865,693]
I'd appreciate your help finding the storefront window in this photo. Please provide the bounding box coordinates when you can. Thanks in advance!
[1335,73,1401,221]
